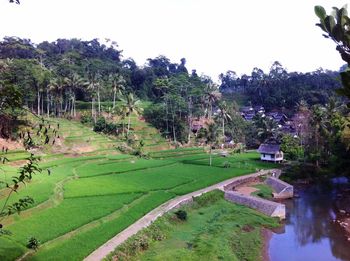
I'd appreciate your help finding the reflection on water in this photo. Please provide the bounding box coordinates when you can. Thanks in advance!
[269,177,350,261]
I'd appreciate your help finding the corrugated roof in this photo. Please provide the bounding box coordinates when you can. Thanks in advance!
[257,144,281,154]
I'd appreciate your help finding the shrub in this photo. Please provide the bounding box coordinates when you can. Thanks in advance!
[26,236,40,251]
[193,190,224,208]
[175,210,187,221]
[80,113,93,125]
[93,117,107,132]
[223,161,231,168]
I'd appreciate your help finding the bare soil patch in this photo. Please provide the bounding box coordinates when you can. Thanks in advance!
[0,138,23,150]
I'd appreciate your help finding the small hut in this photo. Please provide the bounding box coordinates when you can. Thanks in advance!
[257,143,283,162]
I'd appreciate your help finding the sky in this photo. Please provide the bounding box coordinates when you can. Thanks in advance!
[0,0,347,81]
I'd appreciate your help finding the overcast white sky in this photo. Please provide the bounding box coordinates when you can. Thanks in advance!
[0,0,347,80]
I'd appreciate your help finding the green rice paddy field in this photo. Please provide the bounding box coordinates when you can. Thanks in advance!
[0,124,276,261]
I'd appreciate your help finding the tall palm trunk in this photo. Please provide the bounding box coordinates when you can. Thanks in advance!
[97,88,101,115]
[222,118,225,137]
[37,89,40,115]
[46,90,50,118]
[165,98,169,136]
[41,93,44,116]
[187,97,192,144]
[73,95,76,117]
[210,103,213,119]
[122,115,125,137]
[209,146,212,166]
[127,114,131,135]
[92,97,96,123]
[113,86,116,108]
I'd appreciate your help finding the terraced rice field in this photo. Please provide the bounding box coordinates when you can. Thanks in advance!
[0,147,275,261]
[116,114,171,152]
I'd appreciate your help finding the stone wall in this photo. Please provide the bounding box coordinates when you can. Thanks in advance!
[223,169,275,191]
[265,177,293,199]
[224,191,285,219]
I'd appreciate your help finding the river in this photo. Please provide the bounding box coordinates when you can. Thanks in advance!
[269,177,350,261]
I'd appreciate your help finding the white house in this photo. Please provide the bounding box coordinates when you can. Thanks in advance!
[257,143,284,162]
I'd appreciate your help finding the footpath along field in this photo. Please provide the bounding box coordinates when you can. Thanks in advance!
[0,149,275,261]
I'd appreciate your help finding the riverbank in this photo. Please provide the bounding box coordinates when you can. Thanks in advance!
[106,190,280,261]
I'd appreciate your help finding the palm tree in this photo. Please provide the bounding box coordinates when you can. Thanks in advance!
[119,93,143,135]
[217,101,231,137]
[204,83,221,119]
[109,73,125,109]
[205,123,218,166]
[154,77,170,135]
[310,105,327,167]
[87,72,101,122]
[254,114,278,142]
[48,77,65,117]
[64,73,86,117]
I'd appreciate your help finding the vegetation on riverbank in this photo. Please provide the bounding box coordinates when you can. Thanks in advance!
[106,190,279,261]
[252,184,274,199]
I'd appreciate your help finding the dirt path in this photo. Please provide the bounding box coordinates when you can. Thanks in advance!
[84,169,277,261]
[235,185,259,195]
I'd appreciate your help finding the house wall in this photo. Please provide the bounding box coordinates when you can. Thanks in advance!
[260,153,283,162]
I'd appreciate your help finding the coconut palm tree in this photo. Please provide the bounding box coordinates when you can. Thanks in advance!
[48,77,65,117]
[217,101,231,137]
[205,123,218,166]
[86,72,101,122]
[64,73,86,117]
[109,73,125,109]
[253,114,278,142]
[204,83,221,119]
[119,93,143,135]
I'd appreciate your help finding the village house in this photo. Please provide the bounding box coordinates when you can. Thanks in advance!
[239,105,264,121]
[257,142,284,162]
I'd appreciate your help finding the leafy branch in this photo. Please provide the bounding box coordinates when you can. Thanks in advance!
[0,153,46,235]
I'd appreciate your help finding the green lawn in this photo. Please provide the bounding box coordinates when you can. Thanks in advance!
[0,149,276,261]
[108,190,279,261]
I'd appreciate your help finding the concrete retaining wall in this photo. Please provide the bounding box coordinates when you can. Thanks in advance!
[224,191,285,219]
[223,169,275,191]
[265,176,293,199]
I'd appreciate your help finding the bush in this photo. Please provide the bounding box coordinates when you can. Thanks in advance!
[223,161,231,168]
[175,210,187,221]
[93,117,107,132]
[80,113,93,125]
[193,190,223,208]
[26,236,40,251]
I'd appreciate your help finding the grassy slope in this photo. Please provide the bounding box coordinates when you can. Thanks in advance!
[108,190,279,261]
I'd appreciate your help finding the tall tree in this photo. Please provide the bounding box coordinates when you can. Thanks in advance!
[109,73,125,109]
[64,73,86,117]
[204,83,221,119]
[120,93,143,135]
[217,101,231,137]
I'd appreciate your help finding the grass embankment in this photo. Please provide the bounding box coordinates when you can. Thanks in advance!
[252,184,274,199]
[0,147,276,260]
[107,190,279,261]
